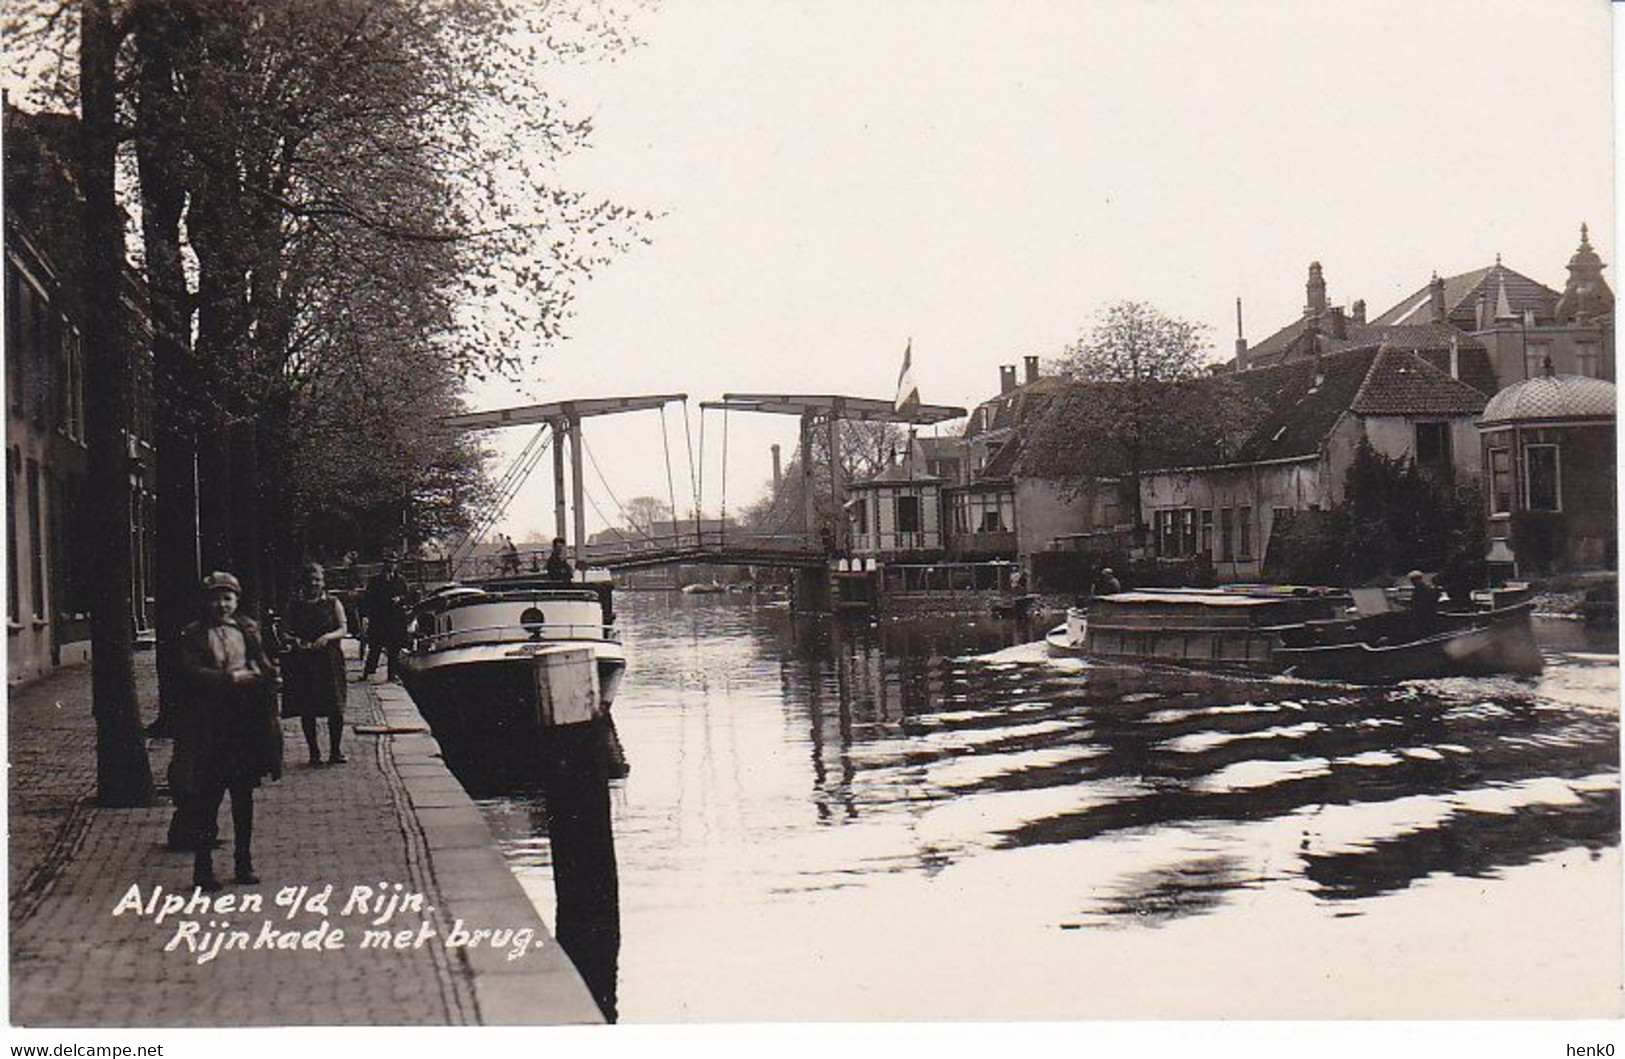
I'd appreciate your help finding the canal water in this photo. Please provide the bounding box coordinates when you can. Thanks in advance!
[476,592,1621,1022]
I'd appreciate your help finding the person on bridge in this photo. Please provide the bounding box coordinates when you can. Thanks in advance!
[499,534,522,576]
[361,556,410,682]
[174,571,282,891]
[545,537,575,584]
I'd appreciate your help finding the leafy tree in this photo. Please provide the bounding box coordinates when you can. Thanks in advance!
[737,419,910,541]
[1276,439,1486,591]
[621,496,674,538]
[1025,301,1259,538]
[5,0,651,747]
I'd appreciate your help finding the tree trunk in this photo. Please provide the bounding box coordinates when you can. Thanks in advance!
[195,404,233,570]
[135,0,200,721]
[228,417,263,613]
[80,0,155,807]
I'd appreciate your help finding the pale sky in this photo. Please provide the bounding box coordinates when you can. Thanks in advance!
[479,0,1616,542]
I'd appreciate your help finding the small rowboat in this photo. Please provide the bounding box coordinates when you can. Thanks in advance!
[1272,601,1542,682]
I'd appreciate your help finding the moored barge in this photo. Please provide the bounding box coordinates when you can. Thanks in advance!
[399,574,626,785]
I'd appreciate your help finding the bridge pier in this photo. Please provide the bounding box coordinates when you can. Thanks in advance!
[792,566,831,611]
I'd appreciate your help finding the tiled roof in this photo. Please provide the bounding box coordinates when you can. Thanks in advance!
[962,375,1062,439]
[1243,318,1484,371]
[1225,345,1381,463]
[1348,346,1489,416]
[1244,323,1365,367]
[1054,347,1383,473]
[1036,344,1486,477]
[1372,264,1560,329]
[979,437,1023,479]
[1415,345,1500,397]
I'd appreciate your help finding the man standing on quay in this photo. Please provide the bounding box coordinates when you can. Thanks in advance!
[360,556,411,682]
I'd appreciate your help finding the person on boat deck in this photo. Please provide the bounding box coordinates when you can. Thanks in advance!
[1407,570,1442,631]
[1093,566,1122,597]
[545,537,574,584]
[361,556,410,681]
[174,571,282,891]
[281,561,350,765]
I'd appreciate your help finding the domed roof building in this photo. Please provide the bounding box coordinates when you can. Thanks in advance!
[1479,366,1616,573]
[1481,371,1615,426]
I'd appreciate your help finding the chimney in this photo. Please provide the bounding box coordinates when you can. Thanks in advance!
[1351,299,1366,324]
[1429,272,1446,323]
[1475,290,1491,331]
[771,443,782,493]
[1329,305,1347,340]
[1023,355,1039,385]
[999,365,1017,393]
[1306,261,1327,316]
[1448,336,1460,379]
[1234,297,1248,371]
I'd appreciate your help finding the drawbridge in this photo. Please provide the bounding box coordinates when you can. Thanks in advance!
[439,390,965,579]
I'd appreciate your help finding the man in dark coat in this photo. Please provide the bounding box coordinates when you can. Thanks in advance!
[544,537,574,584]
[361,556,411,681]
[174,571,281,890]
[1407,570,1442,633]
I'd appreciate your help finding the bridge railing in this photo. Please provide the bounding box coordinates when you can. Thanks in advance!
[445,530,824,579]
[581,529,820,562]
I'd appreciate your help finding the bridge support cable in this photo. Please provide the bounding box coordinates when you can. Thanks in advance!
[447,424,552,567]
[580,434,665,547]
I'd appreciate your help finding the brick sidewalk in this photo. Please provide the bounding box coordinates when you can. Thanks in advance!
[8,647,599,1027]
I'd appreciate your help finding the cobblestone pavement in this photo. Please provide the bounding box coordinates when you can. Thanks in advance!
[8,646,594,1027]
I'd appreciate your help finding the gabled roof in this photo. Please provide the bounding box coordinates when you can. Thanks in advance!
[979,436,1023,479]
[962,375,1063,440]
[1224,345,1381,463]
[1349,346,1489,416]
[1372,263,1560,329]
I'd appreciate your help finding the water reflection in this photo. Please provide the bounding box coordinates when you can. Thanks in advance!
[479,593,1619,1020]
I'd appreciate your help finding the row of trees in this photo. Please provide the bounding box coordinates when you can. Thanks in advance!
[7,0,649,803]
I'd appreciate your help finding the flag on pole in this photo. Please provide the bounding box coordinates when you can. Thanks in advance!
[894,339,920,412]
